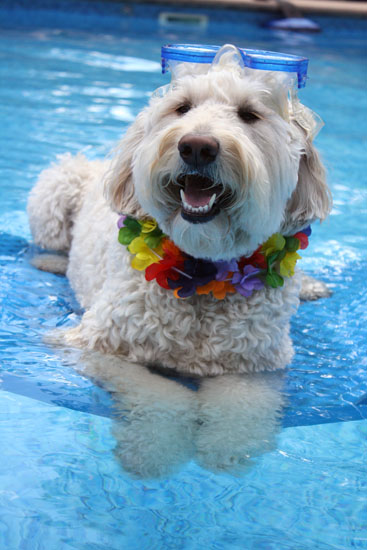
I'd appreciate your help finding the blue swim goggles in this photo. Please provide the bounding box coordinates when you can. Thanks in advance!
[161,43,308,89]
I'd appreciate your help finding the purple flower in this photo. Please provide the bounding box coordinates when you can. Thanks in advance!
[117,215,127,229]
[214,259,238,281]
[231,265,264,297]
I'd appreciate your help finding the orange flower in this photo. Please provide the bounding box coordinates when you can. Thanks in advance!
[162,238,185,260]
[196,280,236,300]
[173,287,184,299]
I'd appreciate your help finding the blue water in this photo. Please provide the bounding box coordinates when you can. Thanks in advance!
[0,2,366,549]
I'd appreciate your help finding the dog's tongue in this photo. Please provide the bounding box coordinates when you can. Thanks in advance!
[184,175,215,207]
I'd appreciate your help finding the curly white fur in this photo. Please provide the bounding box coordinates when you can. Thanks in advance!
[28,52,332,377]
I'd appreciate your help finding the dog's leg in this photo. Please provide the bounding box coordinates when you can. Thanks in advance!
[31,253,69,275]
[300,272,332,301]
[48,274,148,354]
[48,291,129,353]
[77,353,198,478]
[28,153,106,253]
[194,373,285,474]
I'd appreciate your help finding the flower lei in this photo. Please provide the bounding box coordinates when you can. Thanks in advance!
[117,215,311,300]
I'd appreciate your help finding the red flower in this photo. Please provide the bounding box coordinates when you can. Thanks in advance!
[293,232,309,250]
[241,246,267,270]
[145,259,179,289]
[145,238,184,289]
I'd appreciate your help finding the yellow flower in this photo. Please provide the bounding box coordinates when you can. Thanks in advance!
[261,233,286,257]
[128,237,163,271]
[140,218,157,234]
[279,251,302,278]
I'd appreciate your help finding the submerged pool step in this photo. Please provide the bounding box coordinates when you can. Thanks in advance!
[1,372,366,428]
[158,12,208,28]
[0,373,114,419]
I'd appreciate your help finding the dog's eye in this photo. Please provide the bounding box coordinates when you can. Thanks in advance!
[238,109,260,124]
[176,103,191,115]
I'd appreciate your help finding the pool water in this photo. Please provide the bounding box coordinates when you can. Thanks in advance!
[0,2,366,549]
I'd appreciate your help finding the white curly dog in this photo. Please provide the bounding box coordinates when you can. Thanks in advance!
[27,47,332,476]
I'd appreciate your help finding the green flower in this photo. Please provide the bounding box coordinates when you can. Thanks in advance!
[118,216,165,249]
[118,217,141,245]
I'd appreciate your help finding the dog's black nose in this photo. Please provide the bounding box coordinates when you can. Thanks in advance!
[178,135,219,167]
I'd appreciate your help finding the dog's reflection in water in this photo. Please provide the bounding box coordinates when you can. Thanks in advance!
[77,352,285,478]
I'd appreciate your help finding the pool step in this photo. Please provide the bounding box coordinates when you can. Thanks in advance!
[159,11,208,28]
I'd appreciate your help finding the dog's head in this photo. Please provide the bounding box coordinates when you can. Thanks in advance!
[105,54,331,260]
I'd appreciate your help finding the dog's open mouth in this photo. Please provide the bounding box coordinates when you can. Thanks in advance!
[178,174,222,224]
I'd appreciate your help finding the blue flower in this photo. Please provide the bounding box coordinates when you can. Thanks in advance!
[168,257,218,298]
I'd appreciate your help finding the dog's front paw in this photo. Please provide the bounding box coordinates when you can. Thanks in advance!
[45,310,130,355]
[78,358,199,479]
[112,383,198,479]
[300,273,332,301]
[195,373,284,474]
[31,253,68,275]
[45,325,88,349]
[113,405,196,479]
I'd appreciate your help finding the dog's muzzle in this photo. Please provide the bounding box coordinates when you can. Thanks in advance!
[177,134,222,224]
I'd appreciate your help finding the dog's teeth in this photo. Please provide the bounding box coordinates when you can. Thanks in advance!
[181,191,217,215]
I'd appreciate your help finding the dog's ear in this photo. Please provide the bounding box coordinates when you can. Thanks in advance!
[283,117,332,232]
[104,111,147,217]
